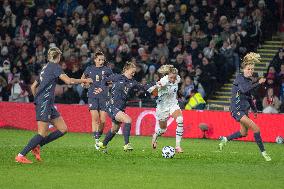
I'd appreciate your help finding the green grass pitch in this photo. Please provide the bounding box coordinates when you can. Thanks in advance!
[0,129,284,189]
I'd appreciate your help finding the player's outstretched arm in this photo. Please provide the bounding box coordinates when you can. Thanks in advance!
[59,74,93,85]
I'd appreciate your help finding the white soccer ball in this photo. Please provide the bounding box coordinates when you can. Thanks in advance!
[275,136,284,144]
[162,146,175,159]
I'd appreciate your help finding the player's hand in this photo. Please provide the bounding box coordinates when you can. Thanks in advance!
[258,78,266,84]
[93,88,103,94]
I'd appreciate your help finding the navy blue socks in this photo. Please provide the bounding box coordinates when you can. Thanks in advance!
[20,134,44,156]
[254,132,265,152]
[123,123,131,145]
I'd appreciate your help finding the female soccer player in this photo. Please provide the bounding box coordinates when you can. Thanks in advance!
[219,52,271,161]
[97,62,150,152]
[81,52,113,149]
[148,65,184,153]
[15,47,92,164]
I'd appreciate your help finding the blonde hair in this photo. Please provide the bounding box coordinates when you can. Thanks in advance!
[157,64,178,76]
[242,52,261,68]
[48,47,62,62]
[122,61,136,73]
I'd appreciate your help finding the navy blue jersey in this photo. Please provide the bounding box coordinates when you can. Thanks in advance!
[35,62,64,105]
[102,74,149,111]
[84,65,113,98]
[230,74,258,112]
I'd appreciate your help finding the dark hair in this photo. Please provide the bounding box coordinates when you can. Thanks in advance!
[94,51,104,59]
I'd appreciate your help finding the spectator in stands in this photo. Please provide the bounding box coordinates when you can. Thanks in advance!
[0,75,8,101]
[0,0,278,108]
[262,88,281,114]
[270,49,284,73]
[185,89,206,110]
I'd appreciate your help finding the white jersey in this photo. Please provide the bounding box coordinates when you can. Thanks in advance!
[156,75,181,107]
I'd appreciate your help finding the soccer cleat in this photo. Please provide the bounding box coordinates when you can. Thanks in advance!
[97,141,107,153]
[123,143,134,151]
[15,155,33,164]
[175,146,184,153]
[219,136,228,151]
[262,151,272,161]
[31,145,42,161]
[152,133,158,149]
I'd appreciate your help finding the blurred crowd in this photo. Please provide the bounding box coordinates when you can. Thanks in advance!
[0,0,280,110]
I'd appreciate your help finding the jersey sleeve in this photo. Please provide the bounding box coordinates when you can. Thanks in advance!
[53,64,64,78]
[159,75,169,87]
[234,74,259,93]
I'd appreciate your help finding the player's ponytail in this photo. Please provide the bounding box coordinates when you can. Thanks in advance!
[242,52,261,68]
[122,61,136,73]
[48,47,62,63]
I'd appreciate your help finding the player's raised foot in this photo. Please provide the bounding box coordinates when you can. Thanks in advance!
[123,143,134,151]
[15,155,32,164]
[262,151,272,162]
[31,145,42,161]
[219,136,228,151]
[152,133,158,149]
[97,142,107,153]
[175,146,184,153]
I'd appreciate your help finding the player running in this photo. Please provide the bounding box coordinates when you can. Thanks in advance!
[96,61,151,152]
[219,52,271,161]
[148,65,184,153]
[81,51,113,149]
[15,47,92,164]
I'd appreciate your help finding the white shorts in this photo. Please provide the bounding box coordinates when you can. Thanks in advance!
[156,103,181,121]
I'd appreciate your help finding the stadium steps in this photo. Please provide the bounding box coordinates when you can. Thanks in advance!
[207,35,283,110]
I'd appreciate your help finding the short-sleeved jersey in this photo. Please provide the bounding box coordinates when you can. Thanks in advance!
[230,73,259,112]
[34,62,64,104]
[156,75,181,106]
[84,65,113,99]
[103,74,145,111]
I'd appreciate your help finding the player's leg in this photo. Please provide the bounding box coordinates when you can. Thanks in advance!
[171,108,184,153]
[15,121,48,163]
[98,120,120,152]
[219,111,247,150]
[152,120,167,149]
[98,110,107,139]
[115,111,133,151]
[240,116,271,161]
[39,116,67,147]
[90,110,101,149]
[152,107,169,149]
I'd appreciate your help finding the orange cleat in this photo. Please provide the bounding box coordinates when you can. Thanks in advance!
[31,145,42,161]
[15,155,32,164]
[175,146,184,153]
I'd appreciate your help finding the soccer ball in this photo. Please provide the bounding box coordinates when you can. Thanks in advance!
[162,146,175,158]
[275,136,284,144]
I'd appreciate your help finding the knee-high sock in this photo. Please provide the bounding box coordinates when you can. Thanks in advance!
[254,132,265,152]
[155,128,166,137]
[227,131,243,141]
[103,130,116,146]
[175,116,183,147]
[40,130,65,147]
[94,130,103,140]
[123,123,131,145]
[20,134,44,156]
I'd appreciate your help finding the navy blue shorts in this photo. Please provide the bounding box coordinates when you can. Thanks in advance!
[106,105,121,121]
[35,103,60,122]
[231,110,248,122]
[88,97,107,111]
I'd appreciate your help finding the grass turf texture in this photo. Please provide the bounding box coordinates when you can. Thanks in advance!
[0,129,283,189]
